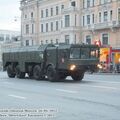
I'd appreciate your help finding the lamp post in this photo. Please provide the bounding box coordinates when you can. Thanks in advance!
[14,16,23,46]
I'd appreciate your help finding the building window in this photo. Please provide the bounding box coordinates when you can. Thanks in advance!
[56,6,59,15]
[41,40,43,45]
[104,11,108,22]
[86,35,91,44]
[100,0,109,4]
[110,10,112,21]
[92,0,95,6]
[83,0,85,8]
[51,8,53,16]
[75,34,76,44]
[65,35,69,44]
[87,0,90,8]
[25,14,27,19]
[12,36,17,41]
[41,24,44,32]
[46,23,48,32]
[26,40,29,46]
[31,12,33,18]
[71,1,76,7]
[56,39,59,44]
[75,15,77,26]
[32,24,34,34]
[118,8,120,21]
[61,20,63,28]
[46,9,48,17]
[87,15,90,24]
[92,14,94,24]
[46,40,48,44]
[26,24,29,34]
[65,15,70,27]
[51,22,53,31]
[0,34,4,41]
[51,39,53,44]
[83,16,85,26]
[61,5,64,9]
[102,33,108,45]
[99,12,101,23]
[6,34,10,41]
[32,40,34,45]
[41,10,44,18]
[56,21,59,31]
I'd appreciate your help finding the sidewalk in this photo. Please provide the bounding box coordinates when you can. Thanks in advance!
[86,72,120,75]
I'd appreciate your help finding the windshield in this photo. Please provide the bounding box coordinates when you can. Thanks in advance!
[70,47,99,59]
[70,48,80,59]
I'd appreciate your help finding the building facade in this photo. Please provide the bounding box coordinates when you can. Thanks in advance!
[81,0,120,66]
[81,0,120,47]
[20,0,81,46]
[20,0,120,66]
[0,30,21,70]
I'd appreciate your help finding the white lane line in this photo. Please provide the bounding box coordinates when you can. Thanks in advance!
[8,94,27,100]
[80,85,119,90]
[3,82,14,85]
[90,80,120,84]
[56,89,78,93]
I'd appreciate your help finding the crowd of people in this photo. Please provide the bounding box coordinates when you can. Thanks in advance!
[99,62,120,73]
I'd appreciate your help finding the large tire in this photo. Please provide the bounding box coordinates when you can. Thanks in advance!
[27,66,33,79]
[28,72,33,79]
[47,65,58,82]
[71,72,84,81]
[15,65,25,79]
[7,65,15,78]
[59,73,67,80]
[33,65,43,80]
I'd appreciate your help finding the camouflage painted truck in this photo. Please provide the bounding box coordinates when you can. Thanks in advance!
[2,44,99,82]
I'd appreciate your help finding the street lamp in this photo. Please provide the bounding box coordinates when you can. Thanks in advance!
[14,16,23,46]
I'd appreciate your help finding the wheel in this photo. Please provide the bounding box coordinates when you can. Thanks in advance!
[7,65,15,78]
[71,72,84,81]
[27,72,33,79]
[59,73,67,80]
[15,65,25,79]
[27,66,33,78]
[33,65,43,80]
[47,65,58,82]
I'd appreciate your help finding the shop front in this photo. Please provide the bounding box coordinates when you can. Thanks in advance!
[99,46,112,72]
[111,49,120,72]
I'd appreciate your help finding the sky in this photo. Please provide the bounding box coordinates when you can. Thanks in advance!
[0,0,21,31]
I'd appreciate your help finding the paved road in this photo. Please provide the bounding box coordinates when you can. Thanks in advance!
[0,71,120,120]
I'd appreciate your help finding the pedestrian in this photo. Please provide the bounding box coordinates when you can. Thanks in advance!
[109,62,113,72]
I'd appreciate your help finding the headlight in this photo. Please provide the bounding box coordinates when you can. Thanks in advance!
[70,65,76,71]
[97,64,102,69]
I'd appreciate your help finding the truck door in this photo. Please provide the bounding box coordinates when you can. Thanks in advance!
[57,49,68,69]
[46,48,57,68]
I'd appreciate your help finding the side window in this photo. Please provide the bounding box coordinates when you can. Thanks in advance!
[39,52,43,59]
[63,50,68,58]
[70,48,80,59]
[81,48,90,59]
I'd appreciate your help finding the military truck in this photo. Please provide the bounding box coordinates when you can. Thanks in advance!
[2,44,99,82]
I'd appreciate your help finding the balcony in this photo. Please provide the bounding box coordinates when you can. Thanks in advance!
[61,7,78,14]
[84,21,120,31]
[61,26,80,32]
[94,21,120,30]
[94,22,112,30]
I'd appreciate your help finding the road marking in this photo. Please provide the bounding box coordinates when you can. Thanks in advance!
[81,85,119,90]
[56,89,78,93]
[3,82,14,85]
[91,80,120,84]
[8,94,26,100]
